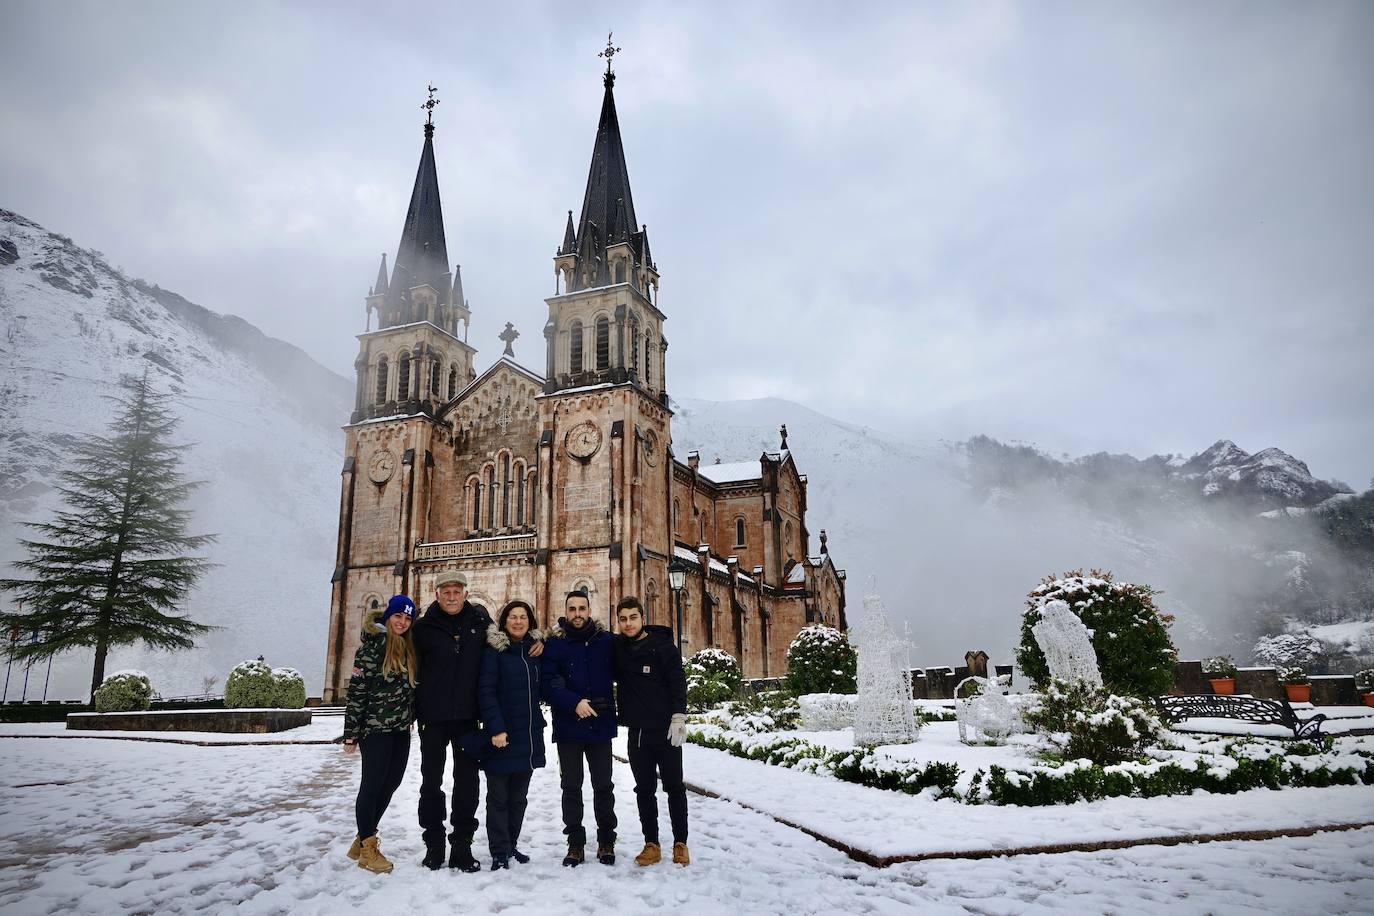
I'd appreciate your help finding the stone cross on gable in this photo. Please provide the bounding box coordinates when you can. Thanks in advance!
[499,322,519,358]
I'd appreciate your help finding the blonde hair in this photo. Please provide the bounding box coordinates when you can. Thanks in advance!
[381,627,417,686]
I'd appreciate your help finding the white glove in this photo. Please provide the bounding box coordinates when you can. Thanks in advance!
[668,713,687,747]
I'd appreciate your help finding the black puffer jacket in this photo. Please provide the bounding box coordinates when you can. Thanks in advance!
[613,624,687,738]
[412,599,492,724]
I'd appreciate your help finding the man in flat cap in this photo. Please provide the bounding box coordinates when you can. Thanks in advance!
[413,570,543,871]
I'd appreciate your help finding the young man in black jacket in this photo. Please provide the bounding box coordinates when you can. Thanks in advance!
[412,570,543,871]
[613,596,690,867]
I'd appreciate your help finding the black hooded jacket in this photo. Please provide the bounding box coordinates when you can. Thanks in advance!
[613,624,688,735]
[412,599,493,724]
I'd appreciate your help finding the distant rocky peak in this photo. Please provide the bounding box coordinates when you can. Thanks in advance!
[1184,439,1250,473]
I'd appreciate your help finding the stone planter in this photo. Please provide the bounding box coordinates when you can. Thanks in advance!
[1362,692,1374,709]
[1209,677,1236,695]
[1283,683,1311,704]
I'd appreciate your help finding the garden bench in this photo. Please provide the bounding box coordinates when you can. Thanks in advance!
[1154,694,1326,740]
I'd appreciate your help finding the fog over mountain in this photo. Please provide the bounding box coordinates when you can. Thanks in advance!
[2,209,1369,697]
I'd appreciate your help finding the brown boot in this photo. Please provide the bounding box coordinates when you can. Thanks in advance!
[672,842,690,866]
[634,842,661,866]
[597,843,616,866]
[346,835,362,861]
[562,844,584,868]
[357,835,394,874]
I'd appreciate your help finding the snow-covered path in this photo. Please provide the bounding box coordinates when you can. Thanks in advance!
[1,736,1372,915]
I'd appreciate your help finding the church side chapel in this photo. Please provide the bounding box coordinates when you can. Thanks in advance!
[323,45,846,703]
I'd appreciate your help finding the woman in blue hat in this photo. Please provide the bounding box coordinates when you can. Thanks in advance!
[342,594,418,874]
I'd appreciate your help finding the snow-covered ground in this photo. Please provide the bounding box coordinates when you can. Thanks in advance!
[2,730,1372,915]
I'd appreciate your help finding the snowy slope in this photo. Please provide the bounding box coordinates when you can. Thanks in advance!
[0,209,347,698]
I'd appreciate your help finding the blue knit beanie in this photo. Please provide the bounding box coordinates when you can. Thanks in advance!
[382,594,416,625]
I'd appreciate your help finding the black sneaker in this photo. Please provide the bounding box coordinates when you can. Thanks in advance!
[448,843,481,873]
[421,841,445,871]
[597,843,616,866]
[511,849,530,864]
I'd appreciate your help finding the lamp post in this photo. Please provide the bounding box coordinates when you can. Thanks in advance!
[668,558,688,658]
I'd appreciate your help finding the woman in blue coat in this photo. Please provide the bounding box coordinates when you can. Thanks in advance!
[476,599,547,869]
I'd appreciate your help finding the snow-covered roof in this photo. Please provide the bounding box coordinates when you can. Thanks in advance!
[698,461,762,484]
[671,545,755,584]
[786,563,806,584]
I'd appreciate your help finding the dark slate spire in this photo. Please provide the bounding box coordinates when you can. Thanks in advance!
[385,114,450,323]
[451,263,465,309]
[559,210,576,255]
[575,68,637,285]
[373,253,389,296]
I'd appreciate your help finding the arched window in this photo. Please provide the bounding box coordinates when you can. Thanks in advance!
[595,316,610,371]
[398,353,411,400]
[527,470,537,524]
[569,320,584,374]
[672,498,680,536]
[645,579,658,626]
[735,517,746,548]
[615,261,626,284]
[448,367,459,400]
[374,357,389,404]
[698,516,705,545]
[500,453,511,528]
[429,359,440,398]
[485,465,496,528]
[785,521,794,558]
[471,480,482,530]
[516,463,527,526]
[644,333,652,386]
[629,315,640,376]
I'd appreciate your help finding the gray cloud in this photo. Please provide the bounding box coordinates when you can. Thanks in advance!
[2,0,1370,484]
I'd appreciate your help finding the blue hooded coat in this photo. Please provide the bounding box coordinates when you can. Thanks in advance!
[474,624,548,774]
[540,616,617,743]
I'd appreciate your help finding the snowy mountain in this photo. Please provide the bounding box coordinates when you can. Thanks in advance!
[0,209,348,699]
[1174,439,1344,505]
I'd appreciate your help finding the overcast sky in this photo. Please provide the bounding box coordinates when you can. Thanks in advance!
[3,1,1371,486]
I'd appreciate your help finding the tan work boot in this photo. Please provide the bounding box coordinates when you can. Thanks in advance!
[672,842,690,866]
[634,842,661,866]
[357,835,394,874]
[346,835,362,861]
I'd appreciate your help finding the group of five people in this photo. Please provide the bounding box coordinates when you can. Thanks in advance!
[342,571,690,874]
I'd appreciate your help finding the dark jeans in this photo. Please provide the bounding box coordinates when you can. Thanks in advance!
[485,770,533,858]
[418,718,481,846]
[626,728,688,845]
[355,730,411,840]
[557,740,617,846]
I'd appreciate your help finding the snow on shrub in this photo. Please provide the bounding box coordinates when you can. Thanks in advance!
[685,648,742,711]
[784,625,857,696]
[1016,569,1176,699]
[271,667,306,708]
[1021,679,1163,766]
[1203,655,1237,677]
[1357,669,1374,692]
[798,693,857,730]
[224,660,277,708]
[92,670,154,712]
[1253,633,1321,669]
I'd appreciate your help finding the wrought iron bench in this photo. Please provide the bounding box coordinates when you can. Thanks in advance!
[1154,694,1327,739]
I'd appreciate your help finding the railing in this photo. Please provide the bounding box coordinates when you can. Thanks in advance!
[414,533,536,562]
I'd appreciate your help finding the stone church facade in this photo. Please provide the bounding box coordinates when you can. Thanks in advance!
[322,64,846,702]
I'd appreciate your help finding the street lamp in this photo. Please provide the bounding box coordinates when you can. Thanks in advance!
[668,558,688,657]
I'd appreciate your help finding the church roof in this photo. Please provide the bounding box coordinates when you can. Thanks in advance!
[387,123,450,312]
[575,71,637,280]
[698,460,762,484]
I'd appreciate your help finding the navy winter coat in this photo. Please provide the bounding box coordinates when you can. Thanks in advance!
[476,625,548,774]
[540,617,617,743]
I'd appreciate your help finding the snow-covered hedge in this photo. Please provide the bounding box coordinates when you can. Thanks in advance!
[1253,633,1322,669]
[1021,680,1163,765]
[798,693,858,730]
[685,648,741,711]
[92,670,154,713]
[271,667,306,709]
[784,625,857,696]
[225,660,276,708]
[1016,570,1176,698]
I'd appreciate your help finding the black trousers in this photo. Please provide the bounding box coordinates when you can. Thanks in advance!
[417,718,481,846]
[557,740,617,846]
[626,728,688,845]
[355,730,411,840]
[484,770,533,858]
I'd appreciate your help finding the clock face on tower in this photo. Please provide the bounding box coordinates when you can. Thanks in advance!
[564,421,603,462]
[643,429,659,467]
[368,450,396,484]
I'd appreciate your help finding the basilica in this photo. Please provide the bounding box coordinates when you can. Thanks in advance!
[322,57,846,702]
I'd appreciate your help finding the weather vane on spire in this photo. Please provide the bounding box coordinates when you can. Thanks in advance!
[599,31,621,75]
[422,84,440,131]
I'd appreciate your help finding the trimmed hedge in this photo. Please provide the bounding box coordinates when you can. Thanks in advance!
[784,625,857,696]
[92,671,154,712]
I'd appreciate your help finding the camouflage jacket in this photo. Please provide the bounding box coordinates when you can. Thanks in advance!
[343,613,416,741]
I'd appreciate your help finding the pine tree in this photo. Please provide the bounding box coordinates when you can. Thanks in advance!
[0,372,216,698]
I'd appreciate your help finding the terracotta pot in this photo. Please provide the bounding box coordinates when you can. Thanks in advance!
[1284,683,1311,704]
[1209,677,1236,695]
[1362,691,1374,709]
